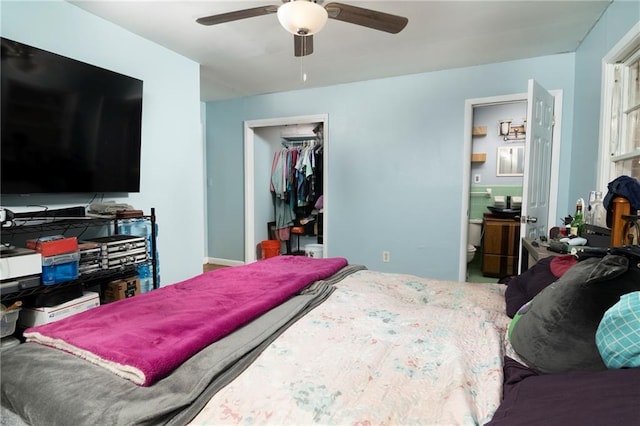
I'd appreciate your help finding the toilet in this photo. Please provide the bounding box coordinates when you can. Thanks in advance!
[467,219,483,263]
[467,244,477,263]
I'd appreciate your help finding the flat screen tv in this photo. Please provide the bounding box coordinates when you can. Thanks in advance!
[1,37,143,195]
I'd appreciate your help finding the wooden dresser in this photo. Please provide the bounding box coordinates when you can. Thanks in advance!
[482,213,521,278]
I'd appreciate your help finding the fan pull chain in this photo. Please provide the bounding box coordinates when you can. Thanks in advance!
[300,57,307,84]
[300,36,307,84]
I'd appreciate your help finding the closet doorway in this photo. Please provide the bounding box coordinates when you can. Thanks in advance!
[244,114,329,263]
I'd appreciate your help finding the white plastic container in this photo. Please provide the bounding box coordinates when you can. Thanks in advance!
[304,244,323,258]
[0,308,20,338]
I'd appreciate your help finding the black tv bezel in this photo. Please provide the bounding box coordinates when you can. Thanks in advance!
[0,37,144,196]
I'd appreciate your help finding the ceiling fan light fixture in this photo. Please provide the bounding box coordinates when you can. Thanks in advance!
[277,0,328,36]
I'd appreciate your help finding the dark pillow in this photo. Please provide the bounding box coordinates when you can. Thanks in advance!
[504,255,576,318]
[509,253,640,373]
[505,257,555,318]
[486,357,640,426]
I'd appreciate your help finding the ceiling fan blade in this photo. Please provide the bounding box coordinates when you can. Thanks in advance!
[294,34,314,57]
[196,5,278,26]
[324,2,408,34]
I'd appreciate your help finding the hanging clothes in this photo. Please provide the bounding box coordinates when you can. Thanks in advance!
[293,141,322,207]
[309,143,323,207]
[271,148,295,240]
[270,139,323,240]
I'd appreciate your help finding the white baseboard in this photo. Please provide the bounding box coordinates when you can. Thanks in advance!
[204,257,245,267]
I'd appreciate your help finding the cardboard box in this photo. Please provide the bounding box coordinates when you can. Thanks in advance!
[26,236,78,257]
[104,277,140,302]
[19,291,100,327]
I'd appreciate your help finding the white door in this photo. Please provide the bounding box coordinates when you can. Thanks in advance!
[519,79,554,270]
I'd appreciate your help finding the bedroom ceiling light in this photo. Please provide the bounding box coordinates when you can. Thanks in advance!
[277,0,328,36]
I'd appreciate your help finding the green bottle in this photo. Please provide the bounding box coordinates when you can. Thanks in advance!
[570,199,585,237]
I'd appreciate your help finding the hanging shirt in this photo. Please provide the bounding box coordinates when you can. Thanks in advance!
[271,149,295,232]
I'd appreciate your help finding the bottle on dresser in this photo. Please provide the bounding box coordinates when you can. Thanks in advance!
[586,191,607,228]
[570,198,585,237]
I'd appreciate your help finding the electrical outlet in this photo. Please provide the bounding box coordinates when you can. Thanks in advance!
[382,251,390,262]
[474,174,481,183]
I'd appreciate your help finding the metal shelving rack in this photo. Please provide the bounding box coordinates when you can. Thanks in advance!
[0,208,158,303]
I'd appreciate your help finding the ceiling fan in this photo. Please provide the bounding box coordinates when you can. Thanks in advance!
[196,0,408,57]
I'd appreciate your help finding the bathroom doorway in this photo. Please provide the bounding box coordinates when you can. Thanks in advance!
[460,89,562,282]
[467,101,526,282]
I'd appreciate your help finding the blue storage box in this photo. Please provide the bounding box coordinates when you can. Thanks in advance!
[41,251,80,285]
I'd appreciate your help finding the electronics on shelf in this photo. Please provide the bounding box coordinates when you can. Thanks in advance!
[81,235,148,269]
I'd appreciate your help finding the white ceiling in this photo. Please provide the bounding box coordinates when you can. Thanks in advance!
[67,1,612,102]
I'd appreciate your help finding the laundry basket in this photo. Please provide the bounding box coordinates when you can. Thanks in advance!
[304,244,323,258]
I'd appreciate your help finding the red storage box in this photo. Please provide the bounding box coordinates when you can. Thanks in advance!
[26,236,78,257]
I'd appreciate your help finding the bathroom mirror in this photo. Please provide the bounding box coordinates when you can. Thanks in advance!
[496,145,525,176]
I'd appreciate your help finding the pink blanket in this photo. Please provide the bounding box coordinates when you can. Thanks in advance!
[24,256,348,386]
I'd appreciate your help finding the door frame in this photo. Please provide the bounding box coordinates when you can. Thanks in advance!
[244,114,329,263]
[459,91,562,281]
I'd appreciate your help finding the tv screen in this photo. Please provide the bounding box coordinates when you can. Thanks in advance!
[1,37,143,195]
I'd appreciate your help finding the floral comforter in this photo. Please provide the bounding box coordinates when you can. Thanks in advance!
[190,270,513,425]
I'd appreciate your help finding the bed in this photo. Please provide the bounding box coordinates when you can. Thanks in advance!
[1,253,638,426]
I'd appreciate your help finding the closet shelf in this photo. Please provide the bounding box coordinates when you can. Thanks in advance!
[281,135,317,141]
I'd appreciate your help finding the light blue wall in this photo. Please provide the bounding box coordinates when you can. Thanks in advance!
[569,0,640,215]
[206,54,577,279]
[1,0,205,285]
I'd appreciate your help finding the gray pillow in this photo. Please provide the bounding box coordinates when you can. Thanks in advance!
[508,253,640,373]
